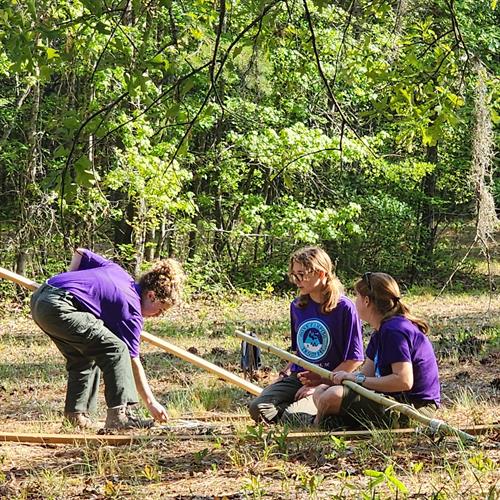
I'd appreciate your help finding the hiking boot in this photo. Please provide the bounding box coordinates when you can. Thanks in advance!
[104,405,154,430]
[64,412,93,429]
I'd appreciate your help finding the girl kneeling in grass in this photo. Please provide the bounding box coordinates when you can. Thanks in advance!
[248,246,364,425]
[313,272,440,429]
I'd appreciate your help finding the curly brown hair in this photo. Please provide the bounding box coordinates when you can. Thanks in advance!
[138,258,185,307]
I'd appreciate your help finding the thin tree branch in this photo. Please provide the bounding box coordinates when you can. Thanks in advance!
[302,0,377,158]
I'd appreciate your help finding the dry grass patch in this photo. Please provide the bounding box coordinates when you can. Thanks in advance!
[0,292,499,498]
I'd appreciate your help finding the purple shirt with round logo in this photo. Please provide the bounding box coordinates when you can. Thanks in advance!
[48,249,143,358]
[290,295,364,372]
[366,315,440,405]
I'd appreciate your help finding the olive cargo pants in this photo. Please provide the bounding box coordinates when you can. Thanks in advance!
[248,374,317,425]
[31,283,138,414]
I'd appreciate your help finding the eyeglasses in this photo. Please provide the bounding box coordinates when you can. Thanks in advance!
[289,270,315,284]
[362,272,373,291]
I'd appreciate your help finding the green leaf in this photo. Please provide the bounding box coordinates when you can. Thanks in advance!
[26,0,36,17]
[387,474,408,493]
[75,156,99,187]
[81,0,102,15]
[39,65,52,82]
[368,476,385,489]
[53,146,68,159]
[283,172,293,189]
[165,103,180,118]
[63,115,80,131]
[364,470,384,478]
[232,46,243,59]
[181,78,195,95]
[46,47,58,60]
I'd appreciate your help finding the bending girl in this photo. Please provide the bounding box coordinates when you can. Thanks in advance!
[31,248,185,429]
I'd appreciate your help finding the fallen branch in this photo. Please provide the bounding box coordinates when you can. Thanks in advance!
[0,267,263,396]
[236,331,477,443]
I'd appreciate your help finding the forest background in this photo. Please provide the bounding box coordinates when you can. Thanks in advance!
[0,0,498,294]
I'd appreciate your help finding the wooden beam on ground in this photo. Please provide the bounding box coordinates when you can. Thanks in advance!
[0,424,497,447]
[284,424,499,441]
[236,331,478,443]
[0,267,262,396]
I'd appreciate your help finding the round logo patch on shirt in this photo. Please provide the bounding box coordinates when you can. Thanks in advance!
[296,319,331,362]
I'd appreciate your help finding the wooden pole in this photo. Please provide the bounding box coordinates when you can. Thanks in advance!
[0,424,496,447]
[0,267,262,396]
[235,331,477,443]
[141,331,262,395]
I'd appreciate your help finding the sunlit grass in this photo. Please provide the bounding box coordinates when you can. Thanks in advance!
[0,290,498,498]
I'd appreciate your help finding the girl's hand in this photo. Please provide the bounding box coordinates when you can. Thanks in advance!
[297,371,322,386]
[294,385,316,401]
[330,370,355,385]
[148,400,169,422]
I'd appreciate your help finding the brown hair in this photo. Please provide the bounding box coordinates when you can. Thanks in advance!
[138,258,185,308]
[289,246,343,314]
[354,272,429,334]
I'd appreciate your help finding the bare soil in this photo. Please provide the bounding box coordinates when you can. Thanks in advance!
[0,292,499,499]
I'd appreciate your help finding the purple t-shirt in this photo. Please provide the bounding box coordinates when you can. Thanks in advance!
[48,250,143,358]
[290,295,364,372]
[366,315,440,405]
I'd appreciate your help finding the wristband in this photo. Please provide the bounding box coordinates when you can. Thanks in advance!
[279,371,289,378]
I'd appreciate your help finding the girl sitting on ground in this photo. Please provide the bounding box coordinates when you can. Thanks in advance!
[248,246,364,425]
[312,272,440,429]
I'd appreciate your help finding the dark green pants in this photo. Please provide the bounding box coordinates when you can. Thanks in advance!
[31,283,138,414]
[321,385,438,430]
[248,374,317,424]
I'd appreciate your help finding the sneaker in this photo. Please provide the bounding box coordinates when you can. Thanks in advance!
[104,405,154,430]
[64,412,93,429]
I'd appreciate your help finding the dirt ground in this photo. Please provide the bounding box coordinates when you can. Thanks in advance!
[0,292,499,499]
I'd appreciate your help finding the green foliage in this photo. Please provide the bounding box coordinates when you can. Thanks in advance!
[0,0,498,290]
[363,464,409,496]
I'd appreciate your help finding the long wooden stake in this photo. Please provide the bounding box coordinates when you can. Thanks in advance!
[0,267,262,396]
[0,424,497,447]
[235,331,477,442]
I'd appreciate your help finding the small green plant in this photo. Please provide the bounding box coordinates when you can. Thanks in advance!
[103,479,121,498]
[141,464,161,482]
[228,447,251,469]
[243,424,279,462]
[242,473,265,499]
[294,467,324,499]
[332,471,357,498]
[272,425,289,456]
[326,435,348,459]
[244,423,266,441]
[411,461,424,474]
[468,452,496,473]
[194,448,210,465]
[363,464,408,497]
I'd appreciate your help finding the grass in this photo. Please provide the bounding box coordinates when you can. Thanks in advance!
[0,291,499,498]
